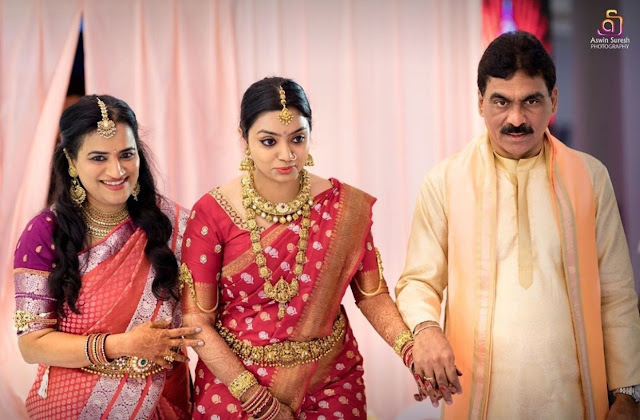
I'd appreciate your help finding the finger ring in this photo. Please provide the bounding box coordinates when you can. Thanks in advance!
[423,376,435,382]
[163,354,175,363]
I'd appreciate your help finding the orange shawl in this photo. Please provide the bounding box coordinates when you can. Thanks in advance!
[445,131,607,420]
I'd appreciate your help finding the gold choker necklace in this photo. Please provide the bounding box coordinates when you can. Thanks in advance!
[82,204,130,239]
[241,170,312,224]
[241,170,312,319]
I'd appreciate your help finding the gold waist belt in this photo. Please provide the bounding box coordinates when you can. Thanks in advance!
[81,356,164,379]
[216,312,346,368]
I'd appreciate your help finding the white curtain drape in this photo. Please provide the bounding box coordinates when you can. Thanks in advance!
[1,1,482,418]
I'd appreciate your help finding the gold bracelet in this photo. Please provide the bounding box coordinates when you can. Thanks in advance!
[413,321,441,337]
[229,371,258,400]
[393,330,414,356]
[14,310,57,332]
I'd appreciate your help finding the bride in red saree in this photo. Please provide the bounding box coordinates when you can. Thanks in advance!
[181,78,425,420]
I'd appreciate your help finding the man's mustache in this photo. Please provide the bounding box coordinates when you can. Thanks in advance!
[500,124,534,135]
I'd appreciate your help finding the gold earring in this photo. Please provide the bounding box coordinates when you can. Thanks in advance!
[68,168,86,206]
[131,182,140,201]
[239,147,255,171]
[305,153,315,167]
[63,148,86,206]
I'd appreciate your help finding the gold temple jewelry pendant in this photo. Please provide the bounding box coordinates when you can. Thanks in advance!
[263,277,299,320]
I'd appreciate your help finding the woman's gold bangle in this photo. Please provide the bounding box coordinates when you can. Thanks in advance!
[228,371,258,400]
[393,330,414,356]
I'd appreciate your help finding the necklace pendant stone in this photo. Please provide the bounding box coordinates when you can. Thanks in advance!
[277,303,286,320]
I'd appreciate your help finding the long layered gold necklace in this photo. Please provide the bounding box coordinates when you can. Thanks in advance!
[241,169,312,319]
[82,203,130,240]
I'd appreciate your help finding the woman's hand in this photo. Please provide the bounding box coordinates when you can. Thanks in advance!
[411,324,462,407]
[109,319,203,369]
[273,403,295,420]
[412,371,443,405]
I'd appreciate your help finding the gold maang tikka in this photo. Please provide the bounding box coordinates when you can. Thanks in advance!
[277,86,293,125]
[96,97,116,138]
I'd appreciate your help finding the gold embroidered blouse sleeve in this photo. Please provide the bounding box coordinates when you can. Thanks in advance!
[395,169,449,332]
[350,231,389,303]
[13,213,59,337]
[180,197,222,315]
[583,154,640,389]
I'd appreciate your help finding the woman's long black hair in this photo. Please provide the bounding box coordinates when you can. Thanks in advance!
[49,94,179,316]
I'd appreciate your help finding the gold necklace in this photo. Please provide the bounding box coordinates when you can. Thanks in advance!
[241,170,312,224]
[241,171,312,319]
[82,204,130,239]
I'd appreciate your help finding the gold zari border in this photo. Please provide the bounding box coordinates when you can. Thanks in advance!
[216,313,346,368]
[13,267,51,277]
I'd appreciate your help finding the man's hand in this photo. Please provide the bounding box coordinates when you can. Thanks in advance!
[607,394,640,420]
[412,323,462,407]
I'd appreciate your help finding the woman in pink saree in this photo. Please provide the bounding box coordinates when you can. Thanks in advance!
[13,95,202,419]
[180,78,426,420]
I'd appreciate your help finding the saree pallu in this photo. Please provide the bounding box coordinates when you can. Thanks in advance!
[13,200,190,420]
[183,179,377,419]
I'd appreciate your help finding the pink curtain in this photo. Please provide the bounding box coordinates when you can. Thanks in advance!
[83,0,240,207]
[0,0,82,417]
[1,1,482,418]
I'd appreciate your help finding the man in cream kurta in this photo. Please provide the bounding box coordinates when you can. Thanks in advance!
[396,31,640,420]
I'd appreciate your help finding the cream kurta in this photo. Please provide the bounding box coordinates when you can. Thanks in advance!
[396,140,640,419]
[488,149,581,419]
